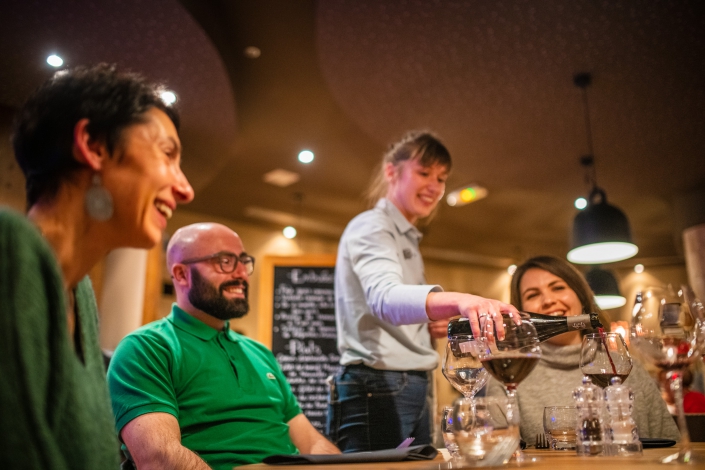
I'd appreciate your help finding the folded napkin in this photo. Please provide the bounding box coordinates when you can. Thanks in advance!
[639,438,677,448]
[262,444,438,465]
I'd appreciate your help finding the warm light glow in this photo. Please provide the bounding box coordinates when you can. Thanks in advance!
[446,185,488,207]
[567,242,638,264]
[594,295,627,309]
[610,321,630,345]
[507,264,517,275]
[47,54,63,67]
[574,197,588,210]
[282,226,297,239]
[298,150,314,163]
[244,46,261,58]
[160,90,177,105]
[634,264,644,274]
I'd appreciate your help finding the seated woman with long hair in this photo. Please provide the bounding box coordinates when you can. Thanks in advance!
[485,255,680,446]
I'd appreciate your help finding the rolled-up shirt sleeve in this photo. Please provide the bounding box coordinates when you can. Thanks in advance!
[346,223,442,326]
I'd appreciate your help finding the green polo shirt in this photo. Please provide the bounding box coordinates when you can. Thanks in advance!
[108,304,301,469]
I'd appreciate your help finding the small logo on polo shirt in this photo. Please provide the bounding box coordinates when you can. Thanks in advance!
[266,372,276,380]
[403,248,412,259]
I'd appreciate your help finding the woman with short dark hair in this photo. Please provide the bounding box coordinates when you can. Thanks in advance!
[0,64,194,468]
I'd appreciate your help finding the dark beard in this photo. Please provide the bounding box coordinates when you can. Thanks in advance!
[188,267,249,320]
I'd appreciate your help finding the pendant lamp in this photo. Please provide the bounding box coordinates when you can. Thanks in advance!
[585,266,626,310]
[567,73,638,264]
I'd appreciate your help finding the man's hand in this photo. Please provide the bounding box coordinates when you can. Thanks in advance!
[288,414,340,455]
[121,412,211,470]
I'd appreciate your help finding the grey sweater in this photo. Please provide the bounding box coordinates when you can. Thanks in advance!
[486,341,680,446]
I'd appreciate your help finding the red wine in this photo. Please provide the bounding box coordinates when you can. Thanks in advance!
[585,373,629,388]
[480,354,540,385]
[448,312,602,342]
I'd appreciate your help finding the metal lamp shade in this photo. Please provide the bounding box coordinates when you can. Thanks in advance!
[567,188,638,264]
[585,266,627,309]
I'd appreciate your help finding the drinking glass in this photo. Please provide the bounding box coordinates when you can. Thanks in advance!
[543,406,578,450]
[477,318,541,462]
[441,406,461,460]
[452,396,519,467]
[580,333,633,388]
[630,284,705,464]
[442,336,489,398]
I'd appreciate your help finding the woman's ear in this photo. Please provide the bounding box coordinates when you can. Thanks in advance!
[72,118,108,171]
[384,161,397,183]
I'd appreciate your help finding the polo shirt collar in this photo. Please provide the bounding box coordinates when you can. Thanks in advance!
[376,198,422,240]
[169,304,239,342]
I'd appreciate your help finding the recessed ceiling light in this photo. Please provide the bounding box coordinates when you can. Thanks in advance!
[47,54,63,67]
[574,197,587,210]
[244,46,261,59]
[634,264,644,274]
[298,150,314,164]
[507,264,517,275]
[263,168,300,187]
[283,226,297,239]
[160,90,177,105]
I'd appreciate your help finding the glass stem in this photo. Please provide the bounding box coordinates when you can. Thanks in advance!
[669,371,692,463]
[504,385,520,427]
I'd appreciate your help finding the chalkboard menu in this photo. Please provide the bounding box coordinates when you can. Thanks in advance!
[259,255,339,433]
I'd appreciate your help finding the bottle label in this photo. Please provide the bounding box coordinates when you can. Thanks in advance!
[567,315,589,330]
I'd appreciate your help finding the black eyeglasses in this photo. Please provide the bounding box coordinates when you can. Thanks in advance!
[180,251,255,275]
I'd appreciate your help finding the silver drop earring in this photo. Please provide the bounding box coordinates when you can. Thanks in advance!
[84,173,114,221]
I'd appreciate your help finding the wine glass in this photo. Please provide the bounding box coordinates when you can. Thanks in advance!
[630,284,705,464]
[442,336,489,399]
[580,332,633,388]
[477,319,541,462]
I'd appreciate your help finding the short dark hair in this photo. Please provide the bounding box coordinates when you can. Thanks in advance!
[510,255,609,333]
[365,130,452,207]
[12,63,180,208]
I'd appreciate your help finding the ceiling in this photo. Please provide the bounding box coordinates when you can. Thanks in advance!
[1,0,704,267]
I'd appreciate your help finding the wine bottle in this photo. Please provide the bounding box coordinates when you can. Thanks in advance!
[447,311,602,343]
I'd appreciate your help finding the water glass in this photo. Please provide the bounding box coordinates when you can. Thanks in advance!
[442,406,461,459]
[543,406,578,450]
[452,396,520,466]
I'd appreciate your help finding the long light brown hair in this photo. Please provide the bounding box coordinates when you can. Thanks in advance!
[364,130,452,209]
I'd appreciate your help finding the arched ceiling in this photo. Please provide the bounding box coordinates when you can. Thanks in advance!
[1,0,704,266]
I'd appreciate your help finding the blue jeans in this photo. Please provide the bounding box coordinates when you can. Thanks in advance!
[326,364,430,452]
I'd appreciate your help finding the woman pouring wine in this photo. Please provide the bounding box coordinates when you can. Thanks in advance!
[485,255,679,446]
[327,131,520,452]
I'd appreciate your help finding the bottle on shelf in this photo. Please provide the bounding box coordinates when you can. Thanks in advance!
[447,311,603,343]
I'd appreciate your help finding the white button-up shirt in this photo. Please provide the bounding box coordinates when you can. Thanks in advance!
[335,198,443,371]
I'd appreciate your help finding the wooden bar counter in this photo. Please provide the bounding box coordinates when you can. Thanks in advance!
[241,443,705,470]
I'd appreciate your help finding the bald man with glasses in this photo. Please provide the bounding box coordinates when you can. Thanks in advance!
[107,223,339,470]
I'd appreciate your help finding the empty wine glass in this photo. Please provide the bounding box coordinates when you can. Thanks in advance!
[477,318,541,462]
[630,284,705,464]
[580,333,633,388]
[442,336,489,399]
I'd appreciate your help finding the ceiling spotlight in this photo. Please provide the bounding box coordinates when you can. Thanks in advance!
[160,90,177,105]
[244,46,261,59]
[283,226,297,239]
[298,150,314,164]
[574,197,587,210]
[507,264,517,275]
[46,54,63,67]
[446,184,488,207]
[634,264,644,274]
